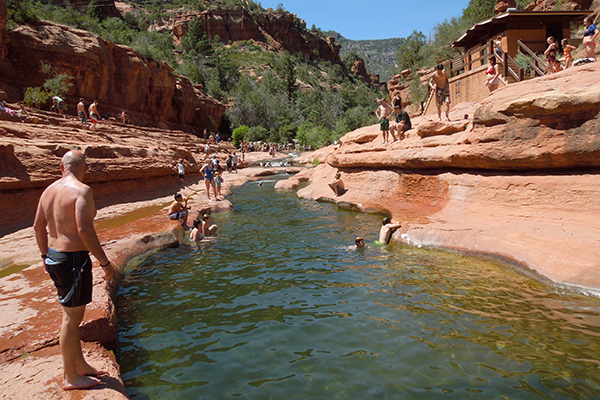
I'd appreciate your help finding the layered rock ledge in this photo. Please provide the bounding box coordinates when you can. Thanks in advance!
[287,62,600,293]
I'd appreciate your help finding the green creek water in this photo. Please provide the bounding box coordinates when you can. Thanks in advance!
[117,175,600,399]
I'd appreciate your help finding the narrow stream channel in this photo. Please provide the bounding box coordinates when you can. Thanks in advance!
[117,175,600,399]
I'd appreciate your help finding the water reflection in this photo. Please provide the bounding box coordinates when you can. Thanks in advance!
[118,178,600,399]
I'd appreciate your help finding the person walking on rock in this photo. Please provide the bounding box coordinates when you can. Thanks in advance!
[77,98,87,127]
[429,64,451,122]
[88,100,100,132]
[33,150,115,391]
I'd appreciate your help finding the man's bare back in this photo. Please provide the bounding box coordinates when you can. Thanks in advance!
[36,176,94,252]
[33,150,113,391]
[379,217,402,245]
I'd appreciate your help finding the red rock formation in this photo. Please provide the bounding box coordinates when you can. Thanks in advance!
[289,62,600,292]
[172,8,341,63]
[0,0,6,63]
[52,0,122,19]
[525,0,594,10]
[0,108,240,236]
[350,59,379,85]
[495,0,517,13]
[0,3,225,132]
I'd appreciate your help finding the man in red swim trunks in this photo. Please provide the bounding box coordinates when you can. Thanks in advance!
[88,100,100,132]
[34,150,115,390]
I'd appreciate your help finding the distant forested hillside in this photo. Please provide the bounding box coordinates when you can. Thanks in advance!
[325,31,404,82]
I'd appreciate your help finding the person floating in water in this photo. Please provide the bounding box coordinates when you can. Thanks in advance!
[167,193,190,229]
[355,236,366,249]
[328,172,347,197]
[379,217,402,245]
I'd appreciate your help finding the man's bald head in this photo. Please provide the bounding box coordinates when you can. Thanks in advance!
[61,150,87,173]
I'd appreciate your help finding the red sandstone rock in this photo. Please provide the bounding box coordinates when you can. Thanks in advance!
[495,0,517,13]
[0,10,225,132]
[293,62,600,292]
[172,8,341,63]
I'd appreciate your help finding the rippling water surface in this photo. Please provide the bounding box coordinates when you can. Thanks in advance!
[117,177,600,399]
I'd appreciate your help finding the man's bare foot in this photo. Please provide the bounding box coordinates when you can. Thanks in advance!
[63,375,101,390]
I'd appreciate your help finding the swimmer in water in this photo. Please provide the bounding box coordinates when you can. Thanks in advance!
[379,217,401,245]
[355,236,366,249]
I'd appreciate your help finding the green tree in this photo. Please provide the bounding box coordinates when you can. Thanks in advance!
[273,52,298,101]
[245,125,268,142]
[181,17,210,56]
[396,30,427,71]
[462,0,496,26]
[86,0,104,22]
[232,125,249,147]
[23,87,50,109]
[40,62,73,98]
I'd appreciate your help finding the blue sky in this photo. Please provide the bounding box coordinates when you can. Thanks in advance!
[259,0,472,40]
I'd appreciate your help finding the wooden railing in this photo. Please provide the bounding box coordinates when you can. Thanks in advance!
[517,39,546,77]
[502,52,525,82]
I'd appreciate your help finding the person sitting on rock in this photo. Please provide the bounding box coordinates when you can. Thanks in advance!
[393,109,412,141]
[328,172,347,197]
[167,193,190,229]
[379,217,402,245]
[201,213,218,237]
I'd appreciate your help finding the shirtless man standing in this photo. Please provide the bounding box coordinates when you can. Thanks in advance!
[77,98,87,127]
[379,217,402,245]
[429,64,451,122]
[88,100,100,132]
[33,150,114,390]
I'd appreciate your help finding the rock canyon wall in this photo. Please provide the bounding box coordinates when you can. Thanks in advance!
[171,7,341,63]
[0,1,225,132]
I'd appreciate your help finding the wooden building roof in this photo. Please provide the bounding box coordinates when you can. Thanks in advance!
[452,10,590,49]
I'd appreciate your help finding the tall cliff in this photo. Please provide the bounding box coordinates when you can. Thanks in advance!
[0,0,225,132]
[170,7,341,63]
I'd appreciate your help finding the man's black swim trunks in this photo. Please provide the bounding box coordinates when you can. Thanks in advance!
[45,249,93,307]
